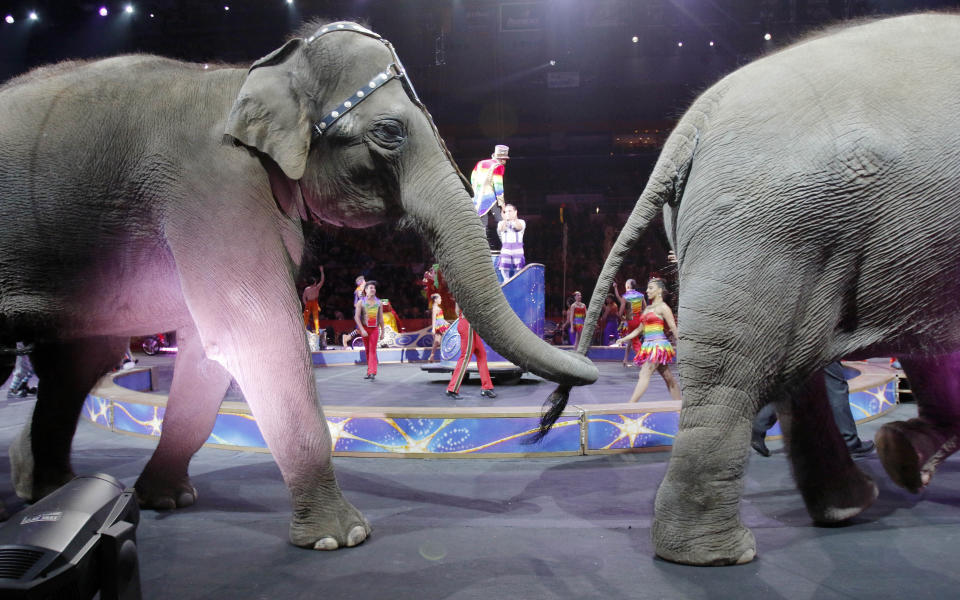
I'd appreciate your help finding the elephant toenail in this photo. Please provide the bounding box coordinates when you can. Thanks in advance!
[314,537,338,551]
[346,525,367,547]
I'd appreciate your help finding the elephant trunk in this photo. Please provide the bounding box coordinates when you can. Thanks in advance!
[403,163,598,387]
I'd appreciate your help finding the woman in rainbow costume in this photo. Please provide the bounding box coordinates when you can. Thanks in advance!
[564,291,587,348]
[611,278,682,403]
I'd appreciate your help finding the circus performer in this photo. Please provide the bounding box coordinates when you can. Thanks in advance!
[611,278,682,403]
[420,264,456,320]
[342,274,367,349]
[599,294,620,346]
[613,279,646,366]
[497,204,526,280]
[427,293,449,362]
[471,144,509,244]
[564,291,587,348]
[354,280,383,381]
[446,304,496,400]
[301,266,325,334]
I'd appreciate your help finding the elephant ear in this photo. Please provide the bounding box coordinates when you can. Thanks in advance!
[225,38,313,180]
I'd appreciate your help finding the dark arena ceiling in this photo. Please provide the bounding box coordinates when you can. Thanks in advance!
[2,0,958,169]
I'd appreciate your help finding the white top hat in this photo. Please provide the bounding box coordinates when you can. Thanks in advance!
[492,145,510,159]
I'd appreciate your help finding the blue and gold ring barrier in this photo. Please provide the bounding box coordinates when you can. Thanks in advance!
[82,361,899,458]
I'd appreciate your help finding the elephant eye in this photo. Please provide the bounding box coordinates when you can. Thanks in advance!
[369,119,406,149]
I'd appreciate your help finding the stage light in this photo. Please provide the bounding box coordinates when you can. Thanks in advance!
[4,15,13,24]
[124,4,134,14]
[224,5,230,10]
[549,60,556,66]
[28,11,38,21]
[709,40,715,47]
[677,41,683,47]
[287,0,294,4]
[0,474,141,599]
[764,32,772,41]
[631,36,638,43]
[99,6,108,16]
[149,13,154,18]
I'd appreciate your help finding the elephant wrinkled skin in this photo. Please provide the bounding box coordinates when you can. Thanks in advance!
[0,21,596,550]
[563,14,960,565]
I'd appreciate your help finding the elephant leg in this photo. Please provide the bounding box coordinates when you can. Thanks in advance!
[876,354,960,492]
[776,369,877,524]
[11,336,128,501]
[135,325,232,510]
[652,376,758,565]
[167,231,369,550]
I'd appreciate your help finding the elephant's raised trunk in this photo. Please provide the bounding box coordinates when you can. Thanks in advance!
[403,162,597,387]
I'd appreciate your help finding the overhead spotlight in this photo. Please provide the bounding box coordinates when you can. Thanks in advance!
[149,13,154,18]
[4,15,13,24]
[764,32,772,41]
[124,4,134,14]
[99,6,108,16]
[677,41,683,47]
[287,0,294,4]
[631,36,638,43]
[224,5,230,10]
[709,40,715,47]
[549,59,556,66]
[28,11,38,20]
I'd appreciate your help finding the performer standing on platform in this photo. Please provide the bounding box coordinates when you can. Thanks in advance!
[446,304,496,400]
[497,204,526,281]
[564,291,587,348]
[613,279,646,367]
[427,293,449,362]
[599,294,620,346]
[342,275,367,349]
[301,266,325,334]
[612,278,682,403]
[355,280,384,381]
[471,145,509,246]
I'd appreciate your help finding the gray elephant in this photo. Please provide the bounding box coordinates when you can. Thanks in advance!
[0,21,597,549]
[545,13,960,565]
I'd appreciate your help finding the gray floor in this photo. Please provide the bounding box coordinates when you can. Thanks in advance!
[1,366,958,599]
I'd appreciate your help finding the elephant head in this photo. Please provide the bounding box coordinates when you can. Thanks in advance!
[224,21,597,387]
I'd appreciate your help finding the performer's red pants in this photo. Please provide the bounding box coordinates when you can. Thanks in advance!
[627,316,642,355]
[303,299,320,333]
[363,328,379,375]
[447,317,493,394]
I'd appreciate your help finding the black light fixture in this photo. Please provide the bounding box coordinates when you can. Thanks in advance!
[0,473,141,600]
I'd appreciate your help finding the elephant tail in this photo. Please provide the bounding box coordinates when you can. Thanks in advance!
[533,95,716,441]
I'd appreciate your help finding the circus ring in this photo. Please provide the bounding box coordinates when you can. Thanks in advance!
[81,352,899,458]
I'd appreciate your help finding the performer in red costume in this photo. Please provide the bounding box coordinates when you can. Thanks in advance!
[613,279,646,366]
[354,280,384,381]
[301,266,325,334]
[445,304,496,400]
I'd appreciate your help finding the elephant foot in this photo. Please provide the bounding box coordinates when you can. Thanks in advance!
[876,419,959,493]
[290,494,372,551]
[652,516,756,566]
[10,427,73,501]
[134,471,198,510]
[804,466,878,524]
